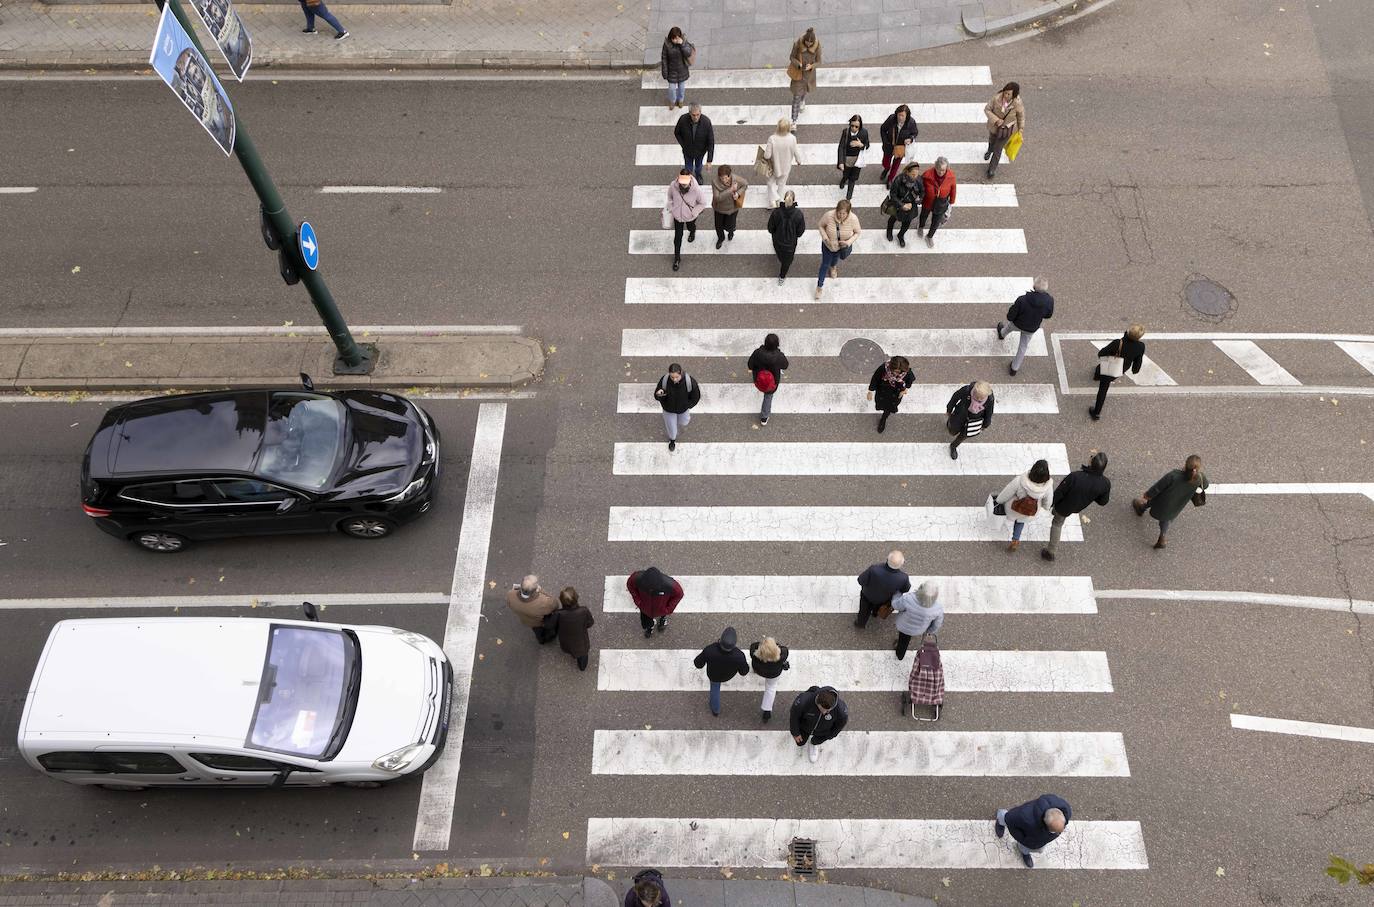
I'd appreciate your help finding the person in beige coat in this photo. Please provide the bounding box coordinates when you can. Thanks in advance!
[984,81,1024,178]
[710,164,748,249]
[815,199,860,299]
[762,118,802,207]
[788,28,821,124]
[506,575,558,644]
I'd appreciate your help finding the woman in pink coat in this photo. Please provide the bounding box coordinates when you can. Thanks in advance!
[665,168,711,271]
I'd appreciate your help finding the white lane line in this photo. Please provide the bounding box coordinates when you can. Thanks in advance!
[617,382,1059,414]
[629,228,1027,255]
[1058,331,1374,341]
[0,391,538,404]
[613,442,1069,476]
[413,402,507,853]
[1208,482,1374,501]
[597,649,1113,693]
[0,593,449,611]
[608,507,1082,542]
[0,72,638,83]
[604,575,1099,615]
[621,328,1046,358]
[639,66,993,89]
[587,817,1149,869]
[0,187,39,194]
[320,186,443,194]
[1094,588,1374,616]
[638,102,987,127]
[1230,714,1374,746]
[632,183,1018,209]
[593,730,1128,776]
[0,324,525,337]
[1336,340,1374,376]
[637,142,1003,166]
[625,275,1031,305]
[1212,340,1301,386]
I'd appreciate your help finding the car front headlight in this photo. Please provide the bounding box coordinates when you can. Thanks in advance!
[383,475,427,504]
[373,743,426,773]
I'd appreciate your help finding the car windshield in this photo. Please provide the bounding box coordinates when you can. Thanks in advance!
[255,394,346,491]
[246,625,357,759]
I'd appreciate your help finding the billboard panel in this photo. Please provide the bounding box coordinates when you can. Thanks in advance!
[149,5,236,156]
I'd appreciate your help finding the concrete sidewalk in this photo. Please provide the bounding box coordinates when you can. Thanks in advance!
[0,876,938,906]
[0,326,544,391]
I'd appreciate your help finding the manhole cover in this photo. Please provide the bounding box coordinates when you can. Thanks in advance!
[840,337,886,375]
[1184,278,1236,318]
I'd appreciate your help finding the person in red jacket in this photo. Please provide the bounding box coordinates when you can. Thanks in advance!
[626,567,684,638]
[918,156,956,248]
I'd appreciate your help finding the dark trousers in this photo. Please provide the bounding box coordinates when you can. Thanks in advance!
[773,241,796,278]
[949,427,969,451]
[1090,376,1113,415]
[683,152,706,184]
[919,201,948,239]
[855,596,883,628]
[886,212,916,239]
[986,128,1011,177]
[839,166,861,199]
[672,217,698,257]
[575,654,588,671]
[639,611,668,632]
[532,625,554,645]
[895,632,914,659]
[714,210,738,242]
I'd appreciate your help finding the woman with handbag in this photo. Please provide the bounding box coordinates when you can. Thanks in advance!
[946,380,994,459]
[1088,324,1146,420]
[994,460,1053,552]
[710,164,748,249]
[984,81,1024,179]
[766,191,805,284]
[788,28,821,124]
[879,104,919,187]
[816,198,861,299]
[660,26,695,111]
[884,161,922,247]
[665,168,711,272]
[761,118,801,207]
[866,355,914,434]
[918,156,956,248]
[835,115,870,201]
[1133,455,1209,550]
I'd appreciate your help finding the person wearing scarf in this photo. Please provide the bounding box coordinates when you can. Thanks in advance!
[866,355,915,434]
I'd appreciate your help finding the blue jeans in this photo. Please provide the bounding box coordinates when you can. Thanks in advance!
[709,681,722,715]
[300,0,345,33]
[668,81,686,105]
[683,152,705,185]
[1012,520,1025,541]
[817,244,853,287]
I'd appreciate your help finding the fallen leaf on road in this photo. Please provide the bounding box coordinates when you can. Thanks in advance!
[1218,690,1226,700]
[1216,867,1225,877]
[562,831,570,839]
[71,266,81,273]
[941,877,950,887]
[479,864,493,876]
[489,580,497,588]
[495,638,503,645]
[477,653,484,661]
[720,867,733,879]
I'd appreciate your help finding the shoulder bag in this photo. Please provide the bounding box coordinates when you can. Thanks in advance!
[787,60,804,81]
[1010,495,1039,518]
[1098,345,1125,378]
[1191,489,1207,507]
[754,144,773,179]
[661,205,673,230]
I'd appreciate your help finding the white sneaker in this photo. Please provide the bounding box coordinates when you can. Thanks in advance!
[807,742,819,763]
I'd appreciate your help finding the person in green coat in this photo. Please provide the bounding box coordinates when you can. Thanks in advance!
[1132,454,1208,549]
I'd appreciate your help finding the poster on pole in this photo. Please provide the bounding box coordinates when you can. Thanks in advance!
[187,0,253,82]
[149,4,236,157]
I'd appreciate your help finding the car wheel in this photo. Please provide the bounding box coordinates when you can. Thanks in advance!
[339,517,394,539]
[334,780,386,789]
[133,531,189,553]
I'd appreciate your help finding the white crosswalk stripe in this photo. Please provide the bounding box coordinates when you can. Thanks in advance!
[1336,340,1374,376]
[617,382,1059,414]
[592,730,1130,776]
[602,575,1099,615]
[596,649,1113,693]
[630,228,1027,256]
[639,65,993,89]
[632,183,1018,209]
[612,442,1069,476]
[637,142,1003,166]
[638,102,988,127]
[587,817,1150,869]
[624,276,1031,305]
[608,506,1082,542]
[1213,340,1302,386]
[621,328,1046,358]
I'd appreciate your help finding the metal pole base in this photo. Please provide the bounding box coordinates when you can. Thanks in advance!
[332,343,379,376]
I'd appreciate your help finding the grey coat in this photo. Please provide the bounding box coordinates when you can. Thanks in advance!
[890,590,944,637]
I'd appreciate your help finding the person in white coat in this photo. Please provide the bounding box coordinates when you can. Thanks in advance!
[890,581,943,660]
[995,460,1054,552]
[762,118,802,208]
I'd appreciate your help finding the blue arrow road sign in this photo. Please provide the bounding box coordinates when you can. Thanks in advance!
[297,221,320,271]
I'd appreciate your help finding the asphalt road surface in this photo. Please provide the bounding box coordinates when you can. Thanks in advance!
[2,0,1373,904]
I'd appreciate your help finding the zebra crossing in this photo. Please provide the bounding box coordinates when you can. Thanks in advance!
[590,64,1147,874]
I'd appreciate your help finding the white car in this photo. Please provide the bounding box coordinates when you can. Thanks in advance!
[18,606,451,789]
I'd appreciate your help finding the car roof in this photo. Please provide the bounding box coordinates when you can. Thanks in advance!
[22,617,281,743]
[106,391,271,478]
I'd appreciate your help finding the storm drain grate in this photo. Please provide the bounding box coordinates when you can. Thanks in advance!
[788,837,818,877]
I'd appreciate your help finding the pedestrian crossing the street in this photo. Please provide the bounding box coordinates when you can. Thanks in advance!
[582,60,1148,875]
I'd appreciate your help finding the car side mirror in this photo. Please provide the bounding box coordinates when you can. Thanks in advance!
[302,601,319,622]
[277,497,297,512]
[300,372,314,391]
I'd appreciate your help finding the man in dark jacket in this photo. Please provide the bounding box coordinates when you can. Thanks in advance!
[654,362,701,452]
[855,550,911,628]
[1042,452,1110,561]
[674,103,714,185]
[789,685,848,763]
[995,793,1071,868]
[746,333,790,426]
[627,567,683,638]
[996,277,1054,376]
[693,626,749,716]
[766,192,805,284]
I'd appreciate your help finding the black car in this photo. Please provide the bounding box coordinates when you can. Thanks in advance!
[80,385,440,552]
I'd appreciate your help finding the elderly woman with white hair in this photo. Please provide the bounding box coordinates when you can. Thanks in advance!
[761,117,802,208]
[890,581,943,660]
[946,380,995,460]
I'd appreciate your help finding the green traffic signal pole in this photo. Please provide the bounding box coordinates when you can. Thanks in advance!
[159,0,374,374]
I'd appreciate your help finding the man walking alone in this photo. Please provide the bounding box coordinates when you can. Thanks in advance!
[996,277,1053,376]
[790,685,848,763]
[995,793,1071,868]
[654,362,701,452]
[1042,452,1110,561]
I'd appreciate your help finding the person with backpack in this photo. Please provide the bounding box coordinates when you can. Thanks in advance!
[747,333,789,426]
[766,191,806,285]
[626,567,683,638]
[918,157,956,248]
[1042,452,1111,562]
[993,460,1054,552]
[693,626,750,716]
[548,586,594,672]
[1132,454,1209,550]
[654,362,701,452]
[626,868,672,907]
[790,685,848,763]
[946,380,994,459]
[866,354,914,434]
[890,581,942,660]
[749,636,790,722]
[884,160,922,247]
[996,277,1054,376]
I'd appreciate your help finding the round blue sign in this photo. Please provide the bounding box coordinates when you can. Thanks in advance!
[297,221,320,271]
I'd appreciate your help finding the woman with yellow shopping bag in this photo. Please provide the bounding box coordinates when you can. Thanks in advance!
[983,81,1024,179]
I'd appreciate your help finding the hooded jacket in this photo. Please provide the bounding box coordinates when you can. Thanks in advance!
[747,345,790,387]
[748,641,791,679]
[1052,456,1111,517]
[693,627,750,683]
[995,471,1054,524]
[1006,289,1055,333]
[655,370,701,414]
[627,568,683,619]
[789,686,848,744]
[767,202,806,247]
[1003,794,1070,851]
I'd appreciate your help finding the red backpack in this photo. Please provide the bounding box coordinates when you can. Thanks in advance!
[753,369,777,393]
